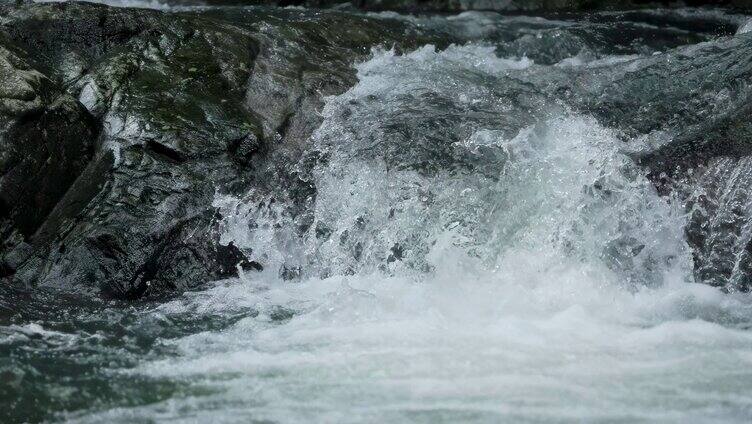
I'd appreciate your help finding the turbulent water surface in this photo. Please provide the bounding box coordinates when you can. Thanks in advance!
[4,3,752,423]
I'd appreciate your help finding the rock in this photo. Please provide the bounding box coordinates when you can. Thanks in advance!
[0,1,450,299]
[0,36,99,278]
[549,32,752,291]
[0,2,265,298]
[228,133,263,165]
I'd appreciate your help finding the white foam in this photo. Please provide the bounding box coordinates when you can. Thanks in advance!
[68,44,752,423]
[738,19,752,35]
[73,269,752,423]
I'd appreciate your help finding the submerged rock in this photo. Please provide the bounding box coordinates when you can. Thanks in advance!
[564,34,752,292]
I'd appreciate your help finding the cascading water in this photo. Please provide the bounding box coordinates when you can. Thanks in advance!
[215,44,690,289]
[66,44,752,422]
[4,4,752,423]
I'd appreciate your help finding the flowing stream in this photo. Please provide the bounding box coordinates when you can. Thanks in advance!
[3,3,752,423]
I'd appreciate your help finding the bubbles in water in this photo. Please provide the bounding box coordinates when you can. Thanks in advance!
[59,43,752,423]
[216,45,690,290]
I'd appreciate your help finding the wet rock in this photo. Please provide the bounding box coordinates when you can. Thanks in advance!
[228,133,263,165]
[0,37,99,277]
[0,1,450,299]
[554,31,752,291]
[0,2,268,298]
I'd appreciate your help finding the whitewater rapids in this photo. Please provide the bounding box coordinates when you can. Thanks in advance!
[3,6,752,423]
[64,44,752,422]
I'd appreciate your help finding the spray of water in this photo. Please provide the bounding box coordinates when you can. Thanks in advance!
[55,45,752,423]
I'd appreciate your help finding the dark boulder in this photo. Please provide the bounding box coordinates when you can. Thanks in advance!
[0,35,99,279]
[536,32,752,291]
[0,1,450,299]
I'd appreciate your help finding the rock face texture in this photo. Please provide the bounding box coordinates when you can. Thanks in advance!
[0,1,448,299]
[0,3,259,298]
[0,40,99,278]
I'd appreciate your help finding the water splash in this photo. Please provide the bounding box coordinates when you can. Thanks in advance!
[72,45,752,423]
[216,45,689,289]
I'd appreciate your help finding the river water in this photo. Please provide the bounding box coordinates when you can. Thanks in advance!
[4,3,752,423]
